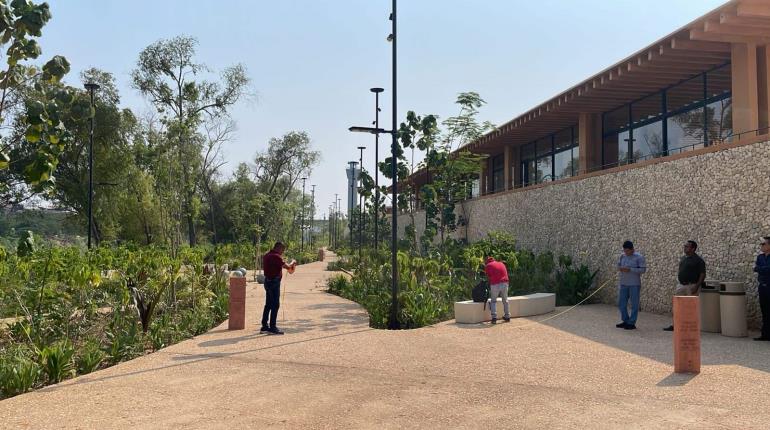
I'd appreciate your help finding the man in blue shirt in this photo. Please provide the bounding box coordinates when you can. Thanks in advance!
[753,236,770,341]
[616,241,647,330]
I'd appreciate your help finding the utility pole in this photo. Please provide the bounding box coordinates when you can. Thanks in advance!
[310,184,316,249]
[300,177,307,252]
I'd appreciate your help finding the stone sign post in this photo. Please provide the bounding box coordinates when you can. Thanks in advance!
[673,296,700,374]
[228,276,247,330]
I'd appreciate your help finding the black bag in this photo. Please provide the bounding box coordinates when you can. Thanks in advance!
[471,280,489,309]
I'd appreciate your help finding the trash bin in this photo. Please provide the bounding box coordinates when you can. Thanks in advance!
[701,280,721,333]
[719,282,747,337]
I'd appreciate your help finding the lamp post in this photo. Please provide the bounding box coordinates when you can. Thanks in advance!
[310,184,316,248]
[333,194,339,248]
[371,87,384,250]
[300,177,307,252]
[347,161,357,249]
[357,146,366,261]
[84,82,100,249]
[346,0,399,329]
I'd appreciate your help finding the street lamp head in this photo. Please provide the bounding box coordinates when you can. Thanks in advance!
[349,126,390,135]
[370,87,384,93]
[357,146,366,150]
[386,34,394,42]
[84,82,100,91]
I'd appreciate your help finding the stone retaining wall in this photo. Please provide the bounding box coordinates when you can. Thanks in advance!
[398,140,770,327]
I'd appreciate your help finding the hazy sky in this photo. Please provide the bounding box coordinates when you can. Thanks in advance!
[40,0,726,217]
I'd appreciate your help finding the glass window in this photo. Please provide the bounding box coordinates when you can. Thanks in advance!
[536,156,552,182]
[633,93,663,124]
[631,120,664,161]
[554,148,574,179]
[667,107,705,154]
[554,128,573,151]
[491,154,504,192]
[617,130,631,165]
[536,137,552,157]
[521,142,535,161]
[604,105,629,133]
[667,75,703,114]
[603,133,620,167]
[707,64,731,99]
[707,97,732,142]
[522,159,537,185]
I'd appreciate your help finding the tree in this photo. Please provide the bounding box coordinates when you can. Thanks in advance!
[0,0,74,205]
[131,35,250,246]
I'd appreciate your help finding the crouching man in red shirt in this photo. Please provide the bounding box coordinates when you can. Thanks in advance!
[261,242,296,334]
[484,257,510,324]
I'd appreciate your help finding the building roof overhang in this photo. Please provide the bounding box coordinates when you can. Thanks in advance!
[422,0,770,162]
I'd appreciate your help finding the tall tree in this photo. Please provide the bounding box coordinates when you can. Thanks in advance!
[131,35,249,246]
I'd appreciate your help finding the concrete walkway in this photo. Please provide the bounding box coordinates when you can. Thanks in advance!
[3,256,770,429]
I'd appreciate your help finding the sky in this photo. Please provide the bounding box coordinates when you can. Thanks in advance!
[39,0,727,218]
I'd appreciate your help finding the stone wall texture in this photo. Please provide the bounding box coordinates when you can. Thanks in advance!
[397,140,770,327]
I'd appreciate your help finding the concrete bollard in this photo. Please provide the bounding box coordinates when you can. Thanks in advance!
[317,248,325,262]
[673,296,700,374]
[228,277,247,330]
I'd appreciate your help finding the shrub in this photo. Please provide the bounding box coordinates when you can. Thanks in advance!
[75,340,105,375]
[38,340,75,384]
[0,354,40,397]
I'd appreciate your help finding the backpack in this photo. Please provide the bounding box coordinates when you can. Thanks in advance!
[471,280,490,309]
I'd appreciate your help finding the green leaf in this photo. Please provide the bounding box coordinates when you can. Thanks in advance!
[41,55,69,83]
[0,151,9,169]
[24,126,40,142]
[25,100,44,125]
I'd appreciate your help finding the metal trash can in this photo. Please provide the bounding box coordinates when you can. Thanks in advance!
[701,280,722,333]
[719,282,747,337]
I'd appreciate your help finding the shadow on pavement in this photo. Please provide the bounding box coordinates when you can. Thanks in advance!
[539,304,770,374]
[656,372,697,387]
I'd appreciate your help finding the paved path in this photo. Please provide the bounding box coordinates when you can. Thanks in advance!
[3,255,770,429]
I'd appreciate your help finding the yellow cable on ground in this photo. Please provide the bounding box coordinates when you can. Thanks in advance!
[503,273,619,330]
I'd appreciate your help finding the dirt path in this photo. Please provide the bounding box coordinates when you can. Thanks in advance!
[3,254,770,429]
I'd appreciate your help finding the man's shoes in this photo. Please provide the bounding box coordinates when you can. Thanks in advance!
[260,326,270,332]
[754,336,770,341]
[503,317,511,323]
[624,324,637,330]
[267,327,284,335]
[616,322,628,328]
[491,318,497,325]
[663,325,674,331]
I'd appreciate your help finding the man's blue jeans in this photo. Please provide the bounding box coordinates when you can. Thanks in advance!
[262,277,281,329]
[618,285,641,325]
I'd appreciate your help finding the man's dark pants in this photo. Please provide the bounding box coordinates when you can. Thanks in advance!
[262,277,281,329]
[760,283,770,338]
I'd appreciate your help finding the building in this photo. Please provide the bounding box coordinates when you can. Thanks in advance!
[399,0,770,326]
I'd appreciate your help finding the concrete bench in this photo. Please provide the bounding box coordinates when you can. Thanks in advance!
[454,293,556,324]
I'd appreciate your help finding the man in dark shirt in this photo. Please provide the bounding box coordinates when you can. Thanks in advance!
[261,242,295,335]
[753,236,770,341]
[664,240,706,331]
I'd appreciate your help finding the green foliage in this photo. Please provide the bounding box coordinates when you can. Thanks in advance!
[16,229,34,256]
[0,348,40,397]
[75,339,104,375]
[329,232,599,329]
[38,340,74,383]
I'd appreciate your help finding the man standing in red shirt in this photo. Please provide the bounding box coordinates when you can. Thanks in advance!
[484,256,510,324]
[261,242,296,334]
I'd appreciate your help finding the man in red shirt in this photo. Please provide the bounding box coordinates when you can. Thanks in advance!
[261,242,295,334]
[484,256,510,324]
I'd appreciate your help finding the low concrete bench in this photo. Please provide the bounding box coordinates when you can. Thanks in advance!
[454,293,556,324]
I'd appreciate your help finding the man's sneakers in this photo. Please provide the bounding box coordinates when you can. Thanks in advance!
[491,318,497,325]
[260,326,284,335]
[503,317,511,323]
[663,325,674,331]
[616,322,637,330]
[754,336,770,341]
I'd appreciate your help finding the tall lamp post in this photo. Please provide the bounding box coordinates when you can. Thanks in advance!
[347,161,357,249]
[357,146,366,260]
[84,82,100,249]
[347,0,398,329]
[337,196,342,249]
[310,184,316,248]
[300,177,307,252]
[370,87,384,249]
[333,193,339,248]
